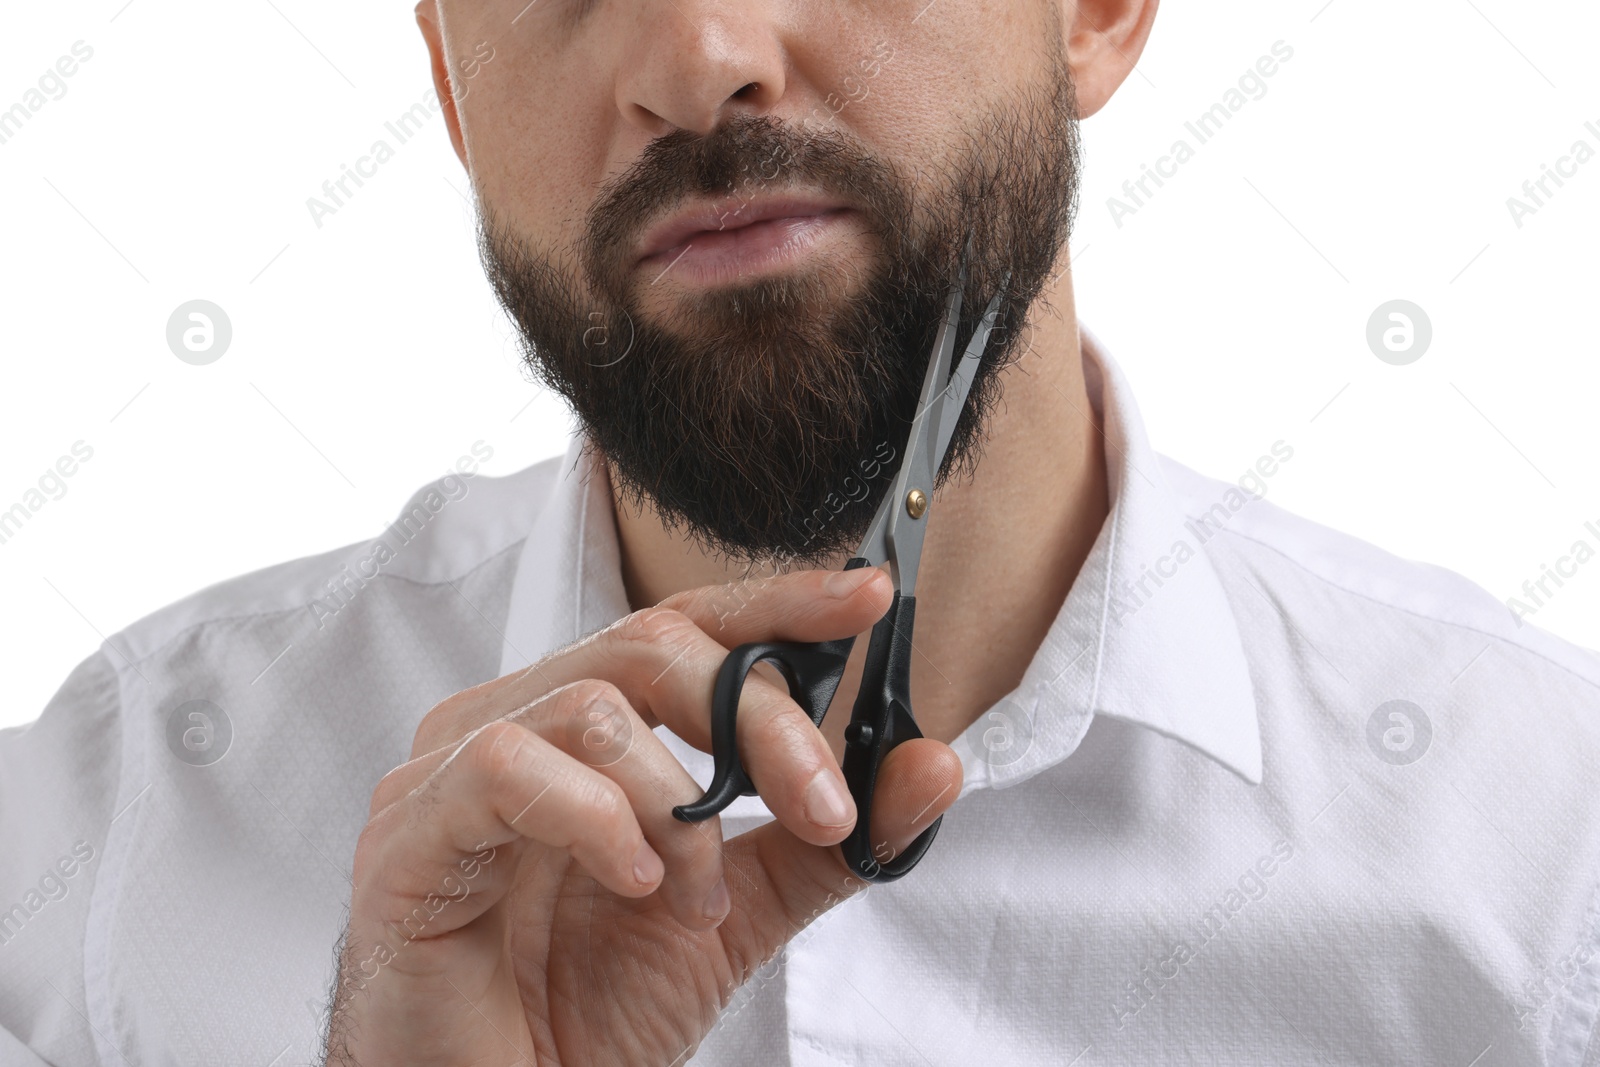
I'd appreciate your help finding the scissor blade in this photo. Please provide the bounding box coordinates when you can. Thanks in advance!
[850,285,962,571]
[851,255,960,572]
[930,278,1009,472]
[908,283,965,466]
[851,487,893,569]
[873,259,974,591]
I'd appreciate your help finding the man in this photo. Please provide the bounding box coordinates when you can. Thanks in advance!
[3,0,1598,1063]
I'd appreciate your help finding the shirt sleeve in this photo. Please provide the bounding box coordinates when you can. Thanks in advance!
[0,646,124,1066]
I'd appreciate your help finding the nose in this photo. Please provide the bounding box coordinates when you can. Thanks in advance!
[614,1,787,137]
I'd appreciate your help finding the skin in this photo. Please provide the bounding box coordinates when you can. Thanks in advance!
[325,1,1157,1064]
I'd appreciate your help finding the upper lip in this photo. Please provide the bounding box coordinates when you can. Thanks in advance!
[634,193,852,263]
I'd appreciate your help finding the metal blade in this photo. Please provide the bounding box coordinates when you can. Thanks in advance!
[875,256,968,593]
[851,241,1011,591]
[930,276,1009,471]
[849,278,963,572]
[850,485,894,571]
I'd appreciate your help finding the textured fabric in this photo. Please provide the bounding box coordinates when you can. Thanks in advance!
[2,327,1598,1066]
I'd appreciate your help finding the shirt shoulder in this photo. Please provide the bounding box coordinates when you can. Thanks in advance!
[0,453,571,1059]
[0,648,120,1061]
[1158,451,1600,694]
[108,454,566,668]
[1157,454,1600,1062]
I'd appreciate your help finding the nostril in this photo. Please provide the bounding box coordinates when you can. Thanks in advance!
[733,82,760,99]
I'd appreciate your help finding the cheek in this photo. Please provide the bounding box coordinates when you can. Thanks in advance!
[814,46,988,186]
[463,67,609,259]
[841,1,1059,139]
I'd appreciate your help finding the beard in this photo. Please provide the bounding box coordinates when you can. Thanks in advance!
[478,46,1081,568]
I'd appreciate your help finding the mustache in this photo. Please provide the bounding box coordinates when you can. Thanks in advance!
[581,114,900,302]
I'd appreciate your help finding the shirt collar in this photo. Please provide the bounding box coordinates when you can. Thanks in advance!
[499,438,631,677]
[966,325,1263,791]
[499,325,1262,791]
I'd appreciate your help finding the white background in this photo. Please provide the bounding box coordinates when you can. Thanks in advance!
[1,0,1596,729]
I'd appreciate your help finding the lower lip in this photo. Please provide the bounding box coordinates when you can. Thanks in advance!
[637,209,856,286]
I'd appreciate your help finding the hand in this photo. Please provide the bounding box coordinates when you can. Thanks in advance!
[324,567,962,1066]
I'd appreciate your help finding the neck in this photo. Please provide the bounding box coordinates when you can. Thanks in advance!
[609,256,1107,752]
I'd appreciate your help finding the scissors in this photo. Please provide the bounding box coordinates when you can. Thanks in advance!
[672,235,1009,882]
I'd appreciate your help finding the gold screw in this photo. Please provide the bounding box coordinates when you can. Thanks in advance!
[905,488,928,519]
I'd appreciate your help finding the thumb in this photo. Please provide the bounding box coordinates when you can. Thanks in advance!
[716,738,962,970]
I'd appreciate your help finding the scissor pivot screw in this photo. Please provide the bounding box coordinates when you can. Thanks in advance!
[845,723,875,747]
[905,488,928,520]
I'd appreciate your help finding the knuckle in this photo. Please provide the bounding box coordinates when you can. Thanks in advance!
[552,678,626,718]
[611,606,697,649]
[581,777,632,833]
[368,764,414,817]
[662,809,723,870]
[463,720,535,783]
[352,817,384,859]
[350,829,384,890]
[550,680,636,767]
[595,779,630,821]
[411,697,456,756]
[656,584,709,617]
[410,679,493,757]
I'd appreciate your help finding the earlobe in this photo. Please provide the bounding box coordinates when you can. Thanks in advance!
[415,0,469,169]
[1063,0,1160,119]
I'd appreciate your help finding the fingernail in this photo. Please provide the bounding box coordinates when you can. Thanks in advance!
[703,878,730,923]
[825,568,879,598]
[633,841,663,886]
[805,770,854,827]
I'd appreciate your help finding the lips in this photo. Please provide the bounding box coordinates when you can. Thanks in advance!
[635,194,853,265]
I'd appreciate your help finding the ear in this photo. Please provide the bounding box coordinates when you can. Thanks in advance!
[1062,0,1160,118]
[416,0,468,168]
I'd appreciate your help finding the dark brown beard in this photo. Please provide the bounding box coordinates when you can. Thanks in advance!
[478,50,1081,567]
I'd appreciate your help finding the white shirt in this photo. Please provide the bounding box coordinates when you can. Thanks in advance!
[4,327,1600,1067]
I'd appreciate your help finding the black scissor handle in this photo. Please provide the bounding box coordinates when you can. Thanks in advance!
[674,558,873,824]
[671,632,856,823]
[673,565,942,885]
[839,592,942,882]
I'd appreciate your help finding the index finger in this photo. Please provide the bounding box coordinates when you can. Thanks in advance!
[409,566,892,761]
[660,564,892,649]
